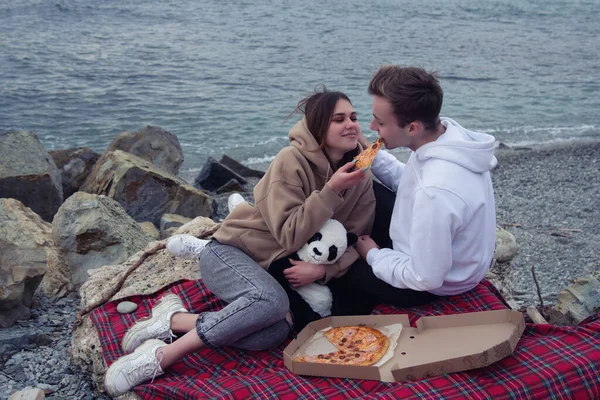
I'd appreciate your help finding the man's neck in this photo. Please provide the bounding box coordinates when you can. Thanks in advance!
[412,122,446,151]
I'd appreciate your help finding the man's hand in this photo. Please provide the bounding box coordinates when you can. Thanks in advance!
[284,259,326,288]
[356,235,379,259]
[326,160,366,194]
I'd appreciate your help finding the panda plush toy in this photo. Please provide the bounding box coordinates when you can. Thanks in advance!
[269,219,358,331]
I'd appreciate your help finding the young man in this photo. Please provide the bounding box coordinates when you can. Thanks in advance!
[345,65,497,309]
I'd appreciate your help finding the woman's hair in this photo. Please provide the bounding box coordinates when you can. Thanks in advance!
[368,65,443,130]
[295,86,359,167]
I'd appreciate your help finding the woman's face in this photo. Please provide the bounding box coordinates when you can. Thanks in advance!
[324,99,360,161]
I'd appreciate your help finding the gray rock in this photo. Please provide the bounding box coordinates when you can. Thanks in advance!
[8,388,45,400]
[138,221,160,240]
[219,155,265,179]
[52,192,153,286]
[0,199,55,327]
[216,178,245,194]
[117,301,138,314]
[555,275,600,324]
[160,213,192,231]
[494,227,518,263]
[0,130,63,222]
[49,147,100,199]
[80,150,212,226]
[105,125,184,175]
[194,157,247,192]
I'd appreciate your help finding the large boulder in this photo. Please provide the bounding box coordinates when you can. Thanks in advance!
[71,217,219,393]
[52,192,153,286]
[0,131,63,222]
[0,199,57,327]
[219,155,265,179]
[105,125,184,175]
[194,157,247,192]
[80,150,212,226]
[49,147,100,199]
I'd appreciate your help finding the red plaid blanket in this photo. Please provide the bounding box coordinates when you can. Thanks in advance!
[92,280,600,399]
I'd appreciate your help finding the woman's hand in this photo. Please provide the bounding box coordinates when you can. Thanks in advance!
[284,259,326,288]
[327,160,366,194]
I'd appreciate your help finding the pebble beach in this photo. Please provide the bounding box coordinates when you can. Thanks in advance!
[1,139,598,400]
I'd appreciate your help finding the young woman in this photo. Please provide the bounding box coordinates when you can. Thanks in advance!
[103,88,376,397]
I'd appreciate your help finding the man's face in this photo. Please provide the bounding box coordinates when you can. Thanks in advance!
[369,95,411,150]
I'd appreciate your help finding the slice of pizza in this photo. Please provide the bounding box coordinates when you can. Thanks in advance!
[354,137,384,169]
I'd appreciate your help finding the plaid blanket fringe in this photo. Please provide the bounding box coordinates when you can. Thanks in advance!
[92,280,600,399]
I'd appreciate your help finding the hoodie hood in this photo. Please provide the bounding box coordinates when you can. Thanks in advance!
[288,118,332,179]
[415,117,497,173]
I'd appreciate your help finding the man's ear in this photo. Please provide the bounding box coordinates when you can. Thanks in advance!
[408,121,422,135]
[347,233,358,247]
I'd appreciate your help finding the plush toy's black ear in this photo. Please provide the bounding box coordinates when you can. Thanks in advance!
[347,232,358,247]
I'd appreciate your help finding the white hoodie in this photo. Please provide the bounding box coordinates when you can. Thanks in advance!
[366,118,497,296]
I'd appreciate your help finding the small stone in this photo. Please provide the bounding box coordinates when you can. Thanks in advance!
[117,301,138,314]
[8,388,45,400]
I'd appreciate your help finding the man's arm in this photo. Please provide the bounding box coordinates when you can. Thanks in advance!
[366,189,464,291]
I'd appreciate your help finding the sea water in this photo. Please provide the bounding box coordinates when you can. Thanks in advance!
[1,0,599,179]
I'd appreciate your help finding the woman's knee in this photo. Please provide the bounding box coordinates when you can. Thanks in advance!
[260,283,289,320]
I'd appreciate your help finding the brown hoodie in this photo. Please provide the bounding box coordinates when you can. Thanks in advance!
[213,118,376,282]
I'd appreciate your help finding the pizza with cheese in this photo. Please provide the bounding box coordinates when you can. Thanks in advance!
[294,325,390,366]
[354,137,384,169]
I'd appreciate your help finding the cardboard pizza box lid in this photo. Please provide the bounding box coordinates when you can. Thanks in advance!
[283,309,525,382]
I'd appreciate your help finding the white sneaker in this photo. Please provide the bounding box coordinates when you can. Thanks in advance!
[166,234,209,260]
[122,293,188,353]
[228,193,247,214]
[104,339,166,397]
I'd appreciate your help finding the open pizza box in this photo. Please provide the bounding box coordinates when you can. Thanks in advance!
[283,309,525,382]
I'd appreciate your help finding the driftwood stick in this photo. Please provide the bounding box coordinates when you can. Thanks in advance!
[526,306,549,324]
[0,370,14,380]
[531,265,544,308]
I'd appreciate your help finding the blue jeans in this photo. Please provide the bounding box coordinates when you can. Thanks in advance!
[196,240,291,351]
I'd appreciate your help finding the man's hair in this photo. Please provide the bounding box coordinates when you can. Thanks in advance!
[368,65,443,130]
